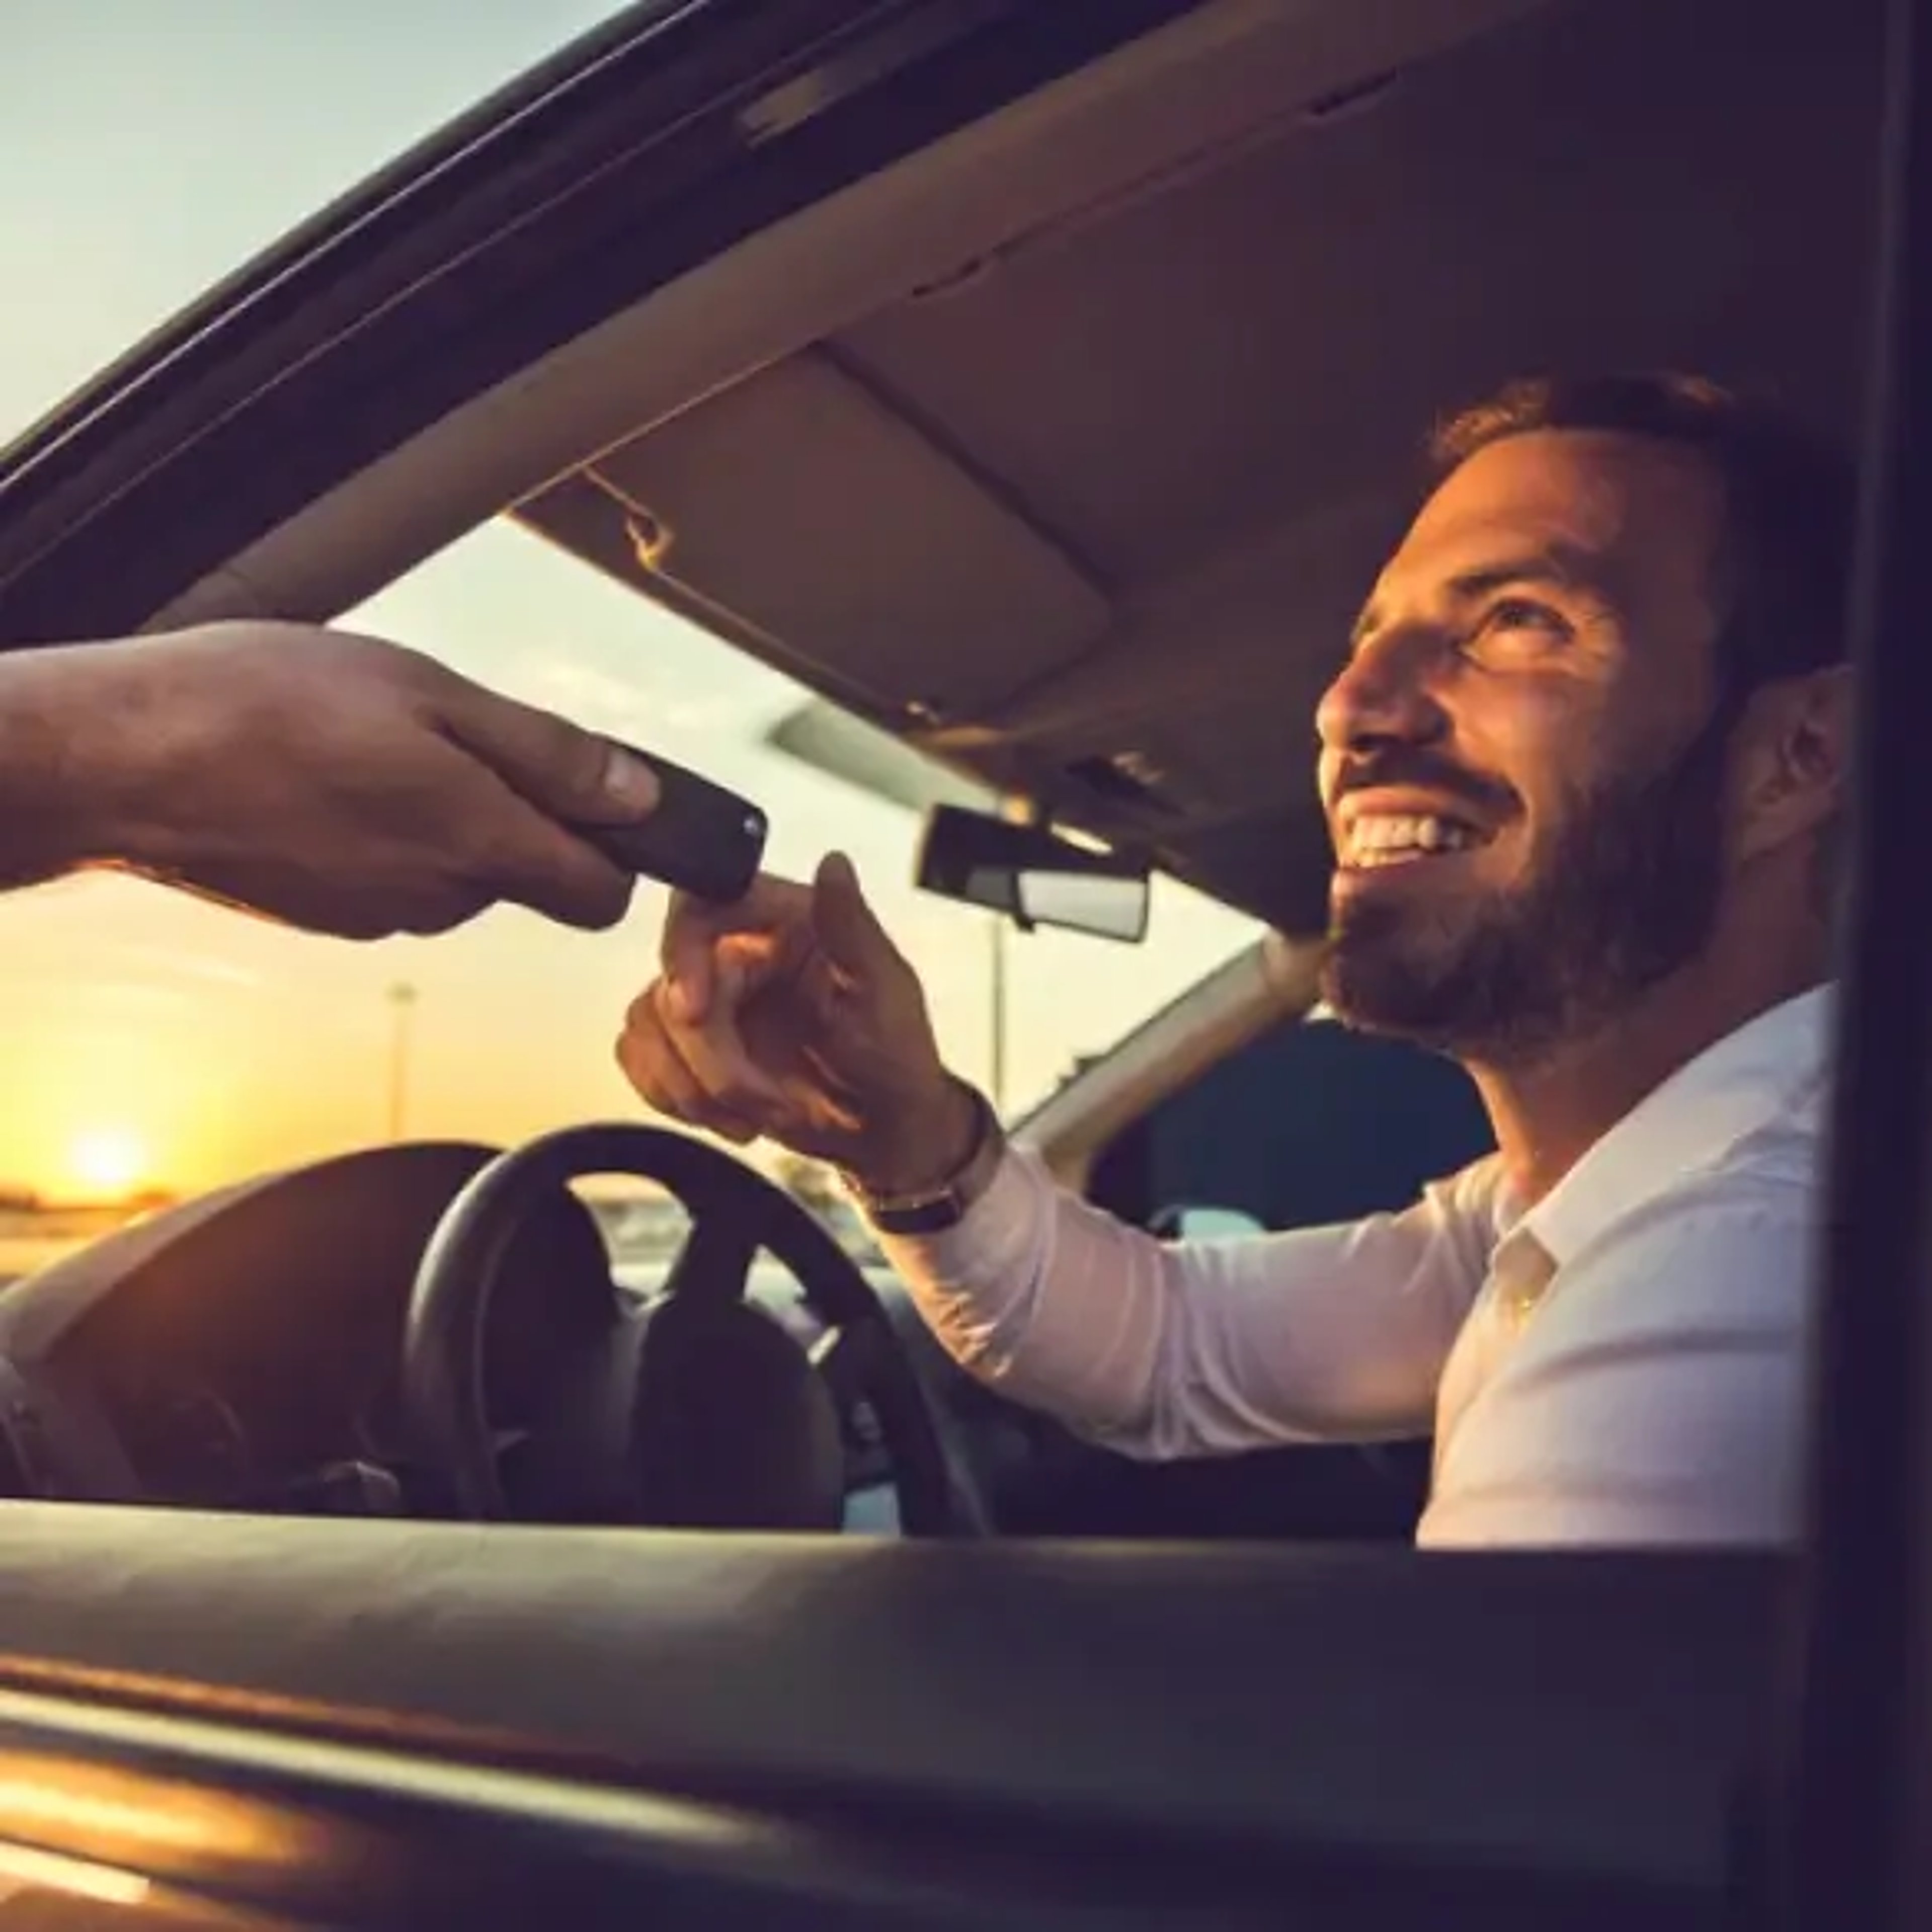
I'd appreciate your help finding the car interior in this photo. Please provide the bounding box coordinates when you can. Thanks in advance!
[0,0,1877,1536]
[0,0,1914,1922]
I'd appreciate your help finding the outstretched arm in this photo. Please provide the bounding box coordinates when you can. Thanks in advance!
[878,1144,1500,1456]
[618,854,1500,1456]
[0,621,662,937]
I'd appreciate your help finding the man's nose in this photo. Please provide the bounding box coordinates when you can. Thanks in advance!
[1315,627,1450,756]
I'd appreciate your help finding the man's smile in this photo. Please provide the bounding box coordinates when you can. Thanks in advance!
[1341,811,1486,868]
[1332,789,1508,882]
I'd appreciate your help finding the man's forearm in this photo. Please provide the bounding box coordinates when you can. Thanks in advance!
[874,1148,1496,1458]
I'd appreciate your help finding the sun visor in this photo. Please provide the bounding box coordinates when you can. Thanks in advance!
[586,352,1110,721]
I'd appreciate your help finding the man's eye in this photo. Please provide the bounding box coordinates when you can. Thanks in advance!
[1477,598,1571,641]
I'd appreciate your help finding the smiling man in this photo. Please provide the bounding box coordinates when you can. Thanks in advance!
[618,372,1853,1547]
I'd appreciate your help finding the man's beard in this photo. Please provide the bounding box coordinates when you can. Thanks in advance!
[1320,703,1735,1067]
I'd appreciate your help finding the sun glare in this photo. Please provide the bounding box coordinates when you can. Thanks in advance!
[65,1126,151,1202]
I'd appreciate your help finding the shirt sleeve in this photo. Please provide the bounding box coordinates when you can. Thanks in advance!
[872,1146,1501,1458]
[1418,1182,1813,1548]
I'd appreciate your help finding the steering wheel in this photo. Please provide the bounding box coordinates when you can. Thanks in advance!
[400,1124,986,1536]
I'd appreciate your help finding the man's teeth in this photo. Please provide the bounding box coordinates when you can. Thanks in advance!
[1345,814,1481,867]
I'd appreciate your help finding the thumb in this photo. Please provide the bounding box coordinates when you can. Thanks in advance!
[444,682,661,826]
[811,852,898,981]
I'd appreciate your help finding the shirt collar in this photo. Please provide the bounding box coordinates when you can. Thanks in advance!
[1497,981,1835,1269]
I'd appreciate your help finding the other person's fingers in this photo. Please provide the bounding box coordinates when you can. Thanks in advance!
[454,773,639,930]
[438,677,662,828]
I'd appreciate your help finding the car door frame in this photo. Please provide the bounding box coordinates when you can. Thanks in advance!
[1011,929,1318,1188]
[0,0,1927,1924]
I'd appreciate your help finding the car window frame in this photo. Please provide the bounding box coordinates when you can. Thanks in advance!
[0,0,1923,1921]
[1772,0,1932,1913]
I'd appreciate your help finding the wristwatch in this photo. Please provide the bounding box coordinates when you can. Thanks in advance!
[844,1082,1005,1235]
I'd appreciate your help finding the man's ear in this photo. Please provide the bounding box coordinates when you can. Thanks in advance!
[1733,664,1855,865]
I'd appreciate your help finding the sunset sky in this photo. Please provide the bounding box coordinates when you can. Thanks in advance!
[0,2,1259,1201]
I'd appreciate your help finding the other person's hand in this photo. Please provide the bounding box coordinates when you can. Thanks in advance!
[24,621,661,937]
[616,853,979,1193]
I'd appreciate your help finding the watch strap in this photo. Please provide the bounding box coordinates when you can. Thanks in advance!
[846,1085,1004,1235]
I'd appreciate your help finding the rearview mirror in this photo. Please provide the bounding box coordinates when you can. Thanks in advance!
[1014,867,1149,941]
[915,806,1151,942]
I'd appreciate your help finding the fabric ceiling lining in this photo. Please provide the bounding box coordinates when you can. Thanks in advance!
[588,351,1110,721]
[518,0,1881,931]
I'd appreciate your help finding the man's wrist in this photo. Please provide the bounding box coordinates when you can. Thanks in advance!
[851,1078,983,1198]
[844,1079,1003,1233]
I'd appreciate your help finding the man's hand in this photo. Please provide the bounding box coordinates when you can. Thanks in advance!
[616,853,978,1193]
[2,621,662,938]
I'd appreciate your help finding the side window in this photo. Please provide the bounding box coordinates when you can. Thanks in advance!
[1088,1017,1494,1233]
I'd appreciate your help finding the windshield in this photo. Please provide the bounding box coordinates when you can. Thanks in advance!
[0,515,1260,1262]
[0,5,1261,1276]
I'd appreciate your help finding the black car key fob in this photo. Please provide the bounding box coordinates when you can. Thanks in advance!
[580,745,767,903]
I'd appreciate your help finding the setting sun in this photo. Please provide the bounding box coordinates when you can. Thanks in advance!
[65,1127,152,1203]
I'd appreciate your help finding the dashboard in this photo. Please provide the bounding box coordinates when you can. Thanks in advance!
[0,1140,960,1534]
[0,1143,672,1514]
[0,1138,1427,1544]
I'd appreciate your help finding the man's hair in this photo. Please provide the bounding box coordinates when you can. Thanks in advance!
[1428,373,1856,704]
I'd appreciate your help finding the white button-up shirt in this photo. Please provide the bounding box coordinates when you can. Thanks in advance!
[876,985,1833,1547]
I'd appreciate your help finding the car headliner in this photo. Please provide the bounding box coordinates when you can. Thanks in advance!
[515,0,1882,935]
[0,0,1883,939]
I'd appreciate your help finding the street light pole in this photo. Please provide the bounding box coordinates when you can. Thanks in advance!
[386,983,418,1142]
